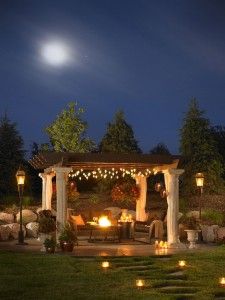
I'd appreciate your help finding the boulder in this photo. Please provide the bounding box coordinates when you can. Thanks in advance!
[217,227,225,240]
[8,223,26,239]
[16,209,37,224]
[201,225,219,242]
[0,212,14,224]
[26,222,39,238]
[0,225,11,241]
[104,207,121,219]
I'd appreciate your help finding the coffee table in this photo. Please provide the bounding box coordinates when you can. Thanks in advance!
[87,223,120,242]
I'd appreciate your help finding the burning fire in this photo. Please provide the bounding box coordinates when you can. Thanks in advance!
[98,216,111,227]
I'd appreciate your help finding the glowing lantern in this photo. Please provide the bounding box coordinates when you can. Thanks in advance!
[101,261,110,269]
[178,260,187,267]
[195,173,204,187]
[136,279,145,288]
[220,277,225,287]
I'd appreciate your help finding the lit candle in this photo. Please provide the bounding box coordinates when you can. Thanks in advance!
[220,277,225,287]
[178,260,187,267]
[155,240,159,249]
[159,241,164,248]
[136,279,145,288]
[164,242,168,249]
[101,261,110,269]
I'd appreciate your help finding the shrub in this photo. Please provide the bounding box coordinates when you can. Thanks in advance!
[38,210,56,234]
[201,209,224,226]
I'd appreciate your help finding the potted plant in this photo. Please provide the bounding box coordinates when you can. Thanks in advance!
[184,216,201,249]
[58,223,77,252]
[38,210,56,251]
[44,237,56,254]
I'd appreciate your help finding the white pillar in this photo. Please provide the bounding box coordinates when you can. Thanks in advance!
[46,173,55,210]
[164,168,184,247]
[135,175,148,222]
[39,173,47,210]
[54,167,72,230]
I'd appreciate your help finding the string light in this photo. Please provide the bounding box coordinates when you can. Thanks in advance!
[69,167,158,180]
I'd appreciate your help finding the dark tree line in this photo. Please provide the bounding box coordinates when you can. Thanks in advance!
[1,99,225,201]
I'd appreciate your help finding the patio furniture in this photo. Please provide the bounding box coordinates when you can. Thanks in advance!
[87,223,120,242]
[118,221,134,239]
[133,209,166,243]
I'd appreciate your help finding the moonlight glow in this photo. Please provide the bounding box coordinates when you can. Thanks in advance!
[41,41,71,66]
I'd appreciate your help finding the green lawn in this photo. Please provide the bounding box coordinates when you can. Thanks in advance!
[1,248,225,299]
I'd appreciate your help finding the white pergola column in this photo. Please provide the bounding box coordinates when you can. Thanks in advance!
[39,173,47,210]
[45,173,55,210]
[54,167,72,230]
[135,175,148,222]
[164,168,184,247]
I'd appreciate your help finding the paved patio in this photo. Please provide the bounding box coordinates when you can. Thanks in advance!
[0,238,217,256]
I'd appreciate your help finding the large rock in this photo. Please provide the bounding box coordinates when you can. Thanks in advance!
[104,207,121,219]
[26,222,39,238]
[0,212,14,224]
[201,225,219,242]
[16,209,37,224]
[8,223,26,239]
[217,227,225,240]
[0,225,11,241]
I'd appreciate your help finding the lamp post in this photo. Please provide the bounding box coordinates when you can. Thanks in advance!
[195,173,204,220]
[16,167,27,245]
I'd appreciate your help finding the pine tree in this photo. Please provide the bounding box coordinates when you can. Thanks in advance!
[149,143,171,155]
[180,98,224,195]
[45,102,94,152]
[99,110,141,153]
[0,114,25,197]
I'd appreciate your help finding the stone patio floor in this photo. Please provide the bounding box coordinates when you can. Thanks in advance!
[0,237,218,256]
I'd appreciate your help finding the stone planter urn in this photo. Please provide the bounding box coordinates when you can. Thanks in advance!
[185,230,201,249]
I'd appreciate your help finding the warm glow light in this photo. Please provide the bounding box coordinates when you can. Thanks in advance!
[220,277,225,286]
[16,169,25,186]
[136,279,145,288]
[178,260,187,267]
[102,261,110,269]
[195,173,204,187]
[155,182,162,192]
[41,41,71,66]
[98,216,111,227]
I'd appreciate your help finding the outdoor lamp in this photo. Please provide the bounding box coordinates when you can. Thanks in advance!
[16,167,27,245]
[136,279,145,289]
[101,261,110,269]
[219,277,225,287]
[16,169,26,186]
[178,260,187,268]
[195,173,204,188]
[155,182,162,192]
[195,172,204,219]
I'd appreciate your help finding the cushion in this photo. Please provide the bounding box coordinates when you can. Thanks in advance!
[70,215,85,226]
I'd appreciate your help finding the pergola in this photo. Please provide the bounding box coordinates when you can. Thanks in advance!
[30,152,184,247]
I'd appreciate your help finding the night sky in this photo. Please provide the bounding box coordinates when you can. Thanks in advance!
[1,0,225,155]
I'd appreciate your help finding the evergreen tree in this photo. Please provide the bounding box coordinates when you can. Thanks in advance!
[45,102,94,152]
[180,98,224,195]
[211,126,225,179]
[99,110,141,153]
[0,114,25,197]
[149,143,171,155]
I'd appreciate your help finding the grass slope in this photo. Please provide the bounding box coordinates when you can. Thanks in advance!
[1,248,225,299]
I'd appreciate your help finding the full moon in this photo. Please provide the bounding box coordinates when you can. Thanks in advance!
[41,41,71,66]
